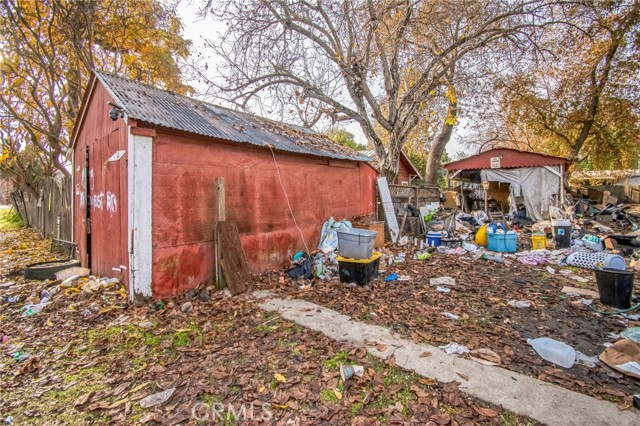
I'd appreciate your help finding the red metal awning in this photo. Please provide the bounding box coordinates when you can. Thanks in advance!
[443,148,570,173]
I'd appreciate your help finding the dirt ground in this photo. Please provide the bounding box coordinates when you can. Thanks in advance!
[0,227,535,425]
[257,244,640,408]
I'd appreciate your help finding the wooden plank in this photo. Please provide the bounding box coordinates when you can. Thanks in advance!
[217,220,253,295]
[215,177,226,289]
[377,177,400,242]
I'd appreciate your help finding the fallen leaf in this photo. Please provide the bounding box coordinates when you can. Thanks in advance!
[410,384,430,398]
[375,344,387,352]
[385,354,396,367]
[333,388,343,400]
[420,351,432,358]
[74,391,94,407]
[473,405,498,418]
[457,372,469,381]
[430,412,451,424]
[274,373,287,383]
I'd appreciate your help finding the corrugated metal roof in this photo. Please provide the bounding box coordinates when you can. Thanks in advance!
[443,148,570,172]
[361,149,422,179]
[93,70,371,162]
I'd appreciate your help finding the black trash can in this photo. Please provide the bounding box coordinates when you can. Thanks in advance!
[594,268,634,309]
[551,219,572,248]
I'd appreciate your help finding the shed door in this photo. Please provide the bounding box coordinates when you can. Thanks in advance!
[88,131,124,278]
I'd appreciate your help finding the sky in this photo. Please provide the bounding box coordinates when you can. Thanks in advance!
[176,2,465,158]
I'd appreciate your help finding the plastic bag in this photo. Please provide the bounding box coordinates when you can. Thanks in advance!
[287,253,312,279]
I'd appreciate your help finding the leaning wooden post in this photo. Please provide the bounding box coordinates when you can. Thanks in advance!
[215,177,226,289]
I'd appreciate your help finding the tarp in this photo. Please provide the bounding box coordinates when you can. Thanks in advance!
[481,166,561,222]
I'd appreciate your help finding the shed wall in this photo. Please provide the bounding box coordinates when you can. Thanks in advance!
[396,159,412,185]
[151,131,376,298]
[72,83,129,282]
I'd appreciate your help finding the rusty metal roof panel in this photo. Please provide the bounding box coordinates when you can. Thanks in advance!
[94,70,371,162]
[443,148,570,172]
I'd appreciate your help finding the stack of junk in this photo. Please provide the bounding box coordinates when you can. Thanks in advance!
[335,228,380,285]
[426,201,639,312]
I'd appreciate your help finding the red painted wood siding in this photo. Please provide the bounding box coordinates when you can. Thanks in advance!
[395,161,412,185]
[72,83,129,282]
[151,131,376,298]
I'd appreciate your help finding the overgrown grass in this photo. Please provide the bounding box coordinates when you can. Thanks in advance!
[0,206,25,229]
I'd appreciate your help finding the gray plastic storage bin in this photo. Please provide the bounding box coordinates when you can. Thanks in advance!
[336,228,377,259]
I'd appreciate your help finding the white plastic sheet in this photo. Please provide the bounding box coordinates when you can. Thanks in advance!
[481,166,561,222]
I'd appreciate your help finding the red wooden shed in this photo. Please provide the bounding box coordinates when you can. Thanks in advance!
[70,71,376,299]
[361,150,422,185]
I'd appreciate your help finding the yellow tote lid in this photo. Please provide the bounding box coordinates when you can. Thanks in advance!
[336,251,382,263]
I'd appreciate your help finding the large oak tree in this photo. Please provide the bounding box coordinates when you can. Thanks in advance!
[202,0,561,183]
[0,0,191,192]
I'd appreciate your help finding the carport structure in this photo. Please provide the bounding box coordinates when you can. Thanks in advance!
[443,148,571,221]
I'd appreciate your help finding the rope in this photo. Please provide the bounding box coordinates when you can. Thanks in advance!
[268,146,311,254]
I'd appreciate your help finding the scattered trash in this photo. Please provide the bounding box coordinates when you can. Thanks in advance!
[517,253,548,266]
[436,286,451,293]
[439,342,470,355]
[508,300,532,309]
[198,290,211,302]
[580,298,593,306]
[397,275,410,281]
[560,286,599,299]
[575,351,599,368]
[339,364,364,381]
[442,312,460,320]
[480,253,504,263]
[11,352,30,362]
[546,266,555,275]
[2,295,19,303]
[139,321,154,330]
[139,387,176,409]
[287,252,312,280]
[151,300,165,310]
[384,273,398,282]
[430,276,456,287]
[599,339,640,379]
[21,302,50,317]
[414,251,430,261]
[317,217,352,253]
[4,416,13,425]
[621,327,640,343]
[527,337,576,368]
[180,302,193,314]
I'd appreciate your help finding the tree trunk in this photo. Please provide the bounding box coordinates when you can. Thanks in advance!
[425,100,458,186]
[378,131,403,184]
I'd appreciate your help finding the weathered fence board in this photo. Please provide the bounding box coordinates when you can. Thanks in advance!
[11,176,72,242]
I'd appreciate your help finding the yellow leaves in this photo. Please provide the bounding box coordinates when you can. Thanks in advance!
[274,373,287,383]
[445,85,458,104]
[333,388,343,400]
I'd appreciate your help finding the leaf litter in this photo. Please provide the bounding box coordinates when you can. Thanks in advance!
[257,243,640,406]
[0,227,533,425]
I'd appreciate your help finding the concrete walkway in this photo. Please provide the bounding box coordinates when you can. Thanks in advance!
[254,291,639,426]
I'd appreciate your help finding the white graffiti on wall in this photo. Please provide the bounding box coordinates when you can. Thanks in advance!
[92,192,104,210]
[106,192,117,213]
[90,191,117,214]
[76,167,87,208]
[75,167,117,214]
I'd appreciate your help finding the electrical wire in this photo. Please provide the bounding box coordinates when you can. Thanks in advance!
[268,146,311,254]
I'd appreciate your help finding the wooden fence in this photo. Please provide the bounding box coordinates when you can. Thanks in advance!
[376,183,440,237]
[11,176,72,242]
